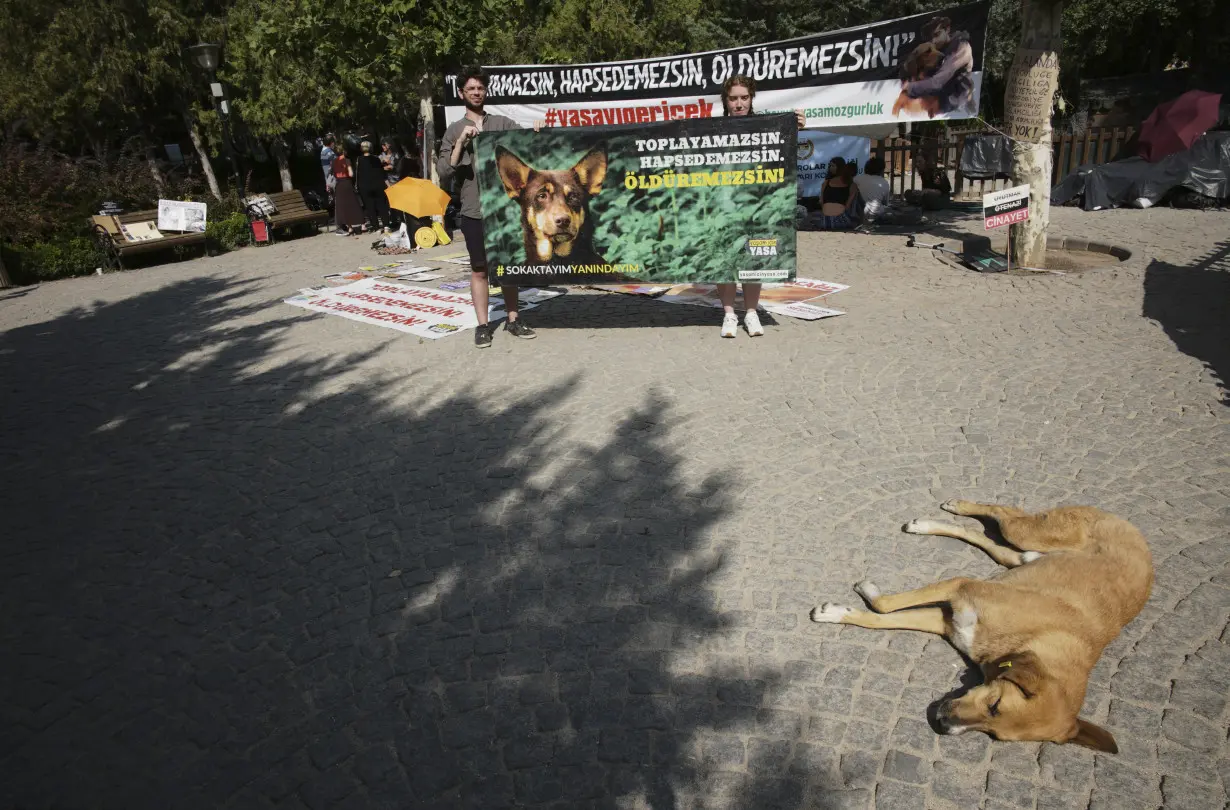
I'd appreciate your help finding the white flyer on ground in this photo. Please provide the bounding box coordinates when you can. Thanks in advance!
[517,288,566,304]
[768,278,849,296]
[284,278,539,339]
[763,302,846,321]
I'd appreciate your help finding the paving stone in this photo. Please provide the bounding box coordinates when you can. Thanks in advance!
[882,749,927,784]
[1169,680,1228,720]
[1159,775,1227,810]
[889,718,937,755]
[1036,788,1092,810]
[840,750,882,789]
[986,771,1036,808]
[1162,708,1224,751]
[874,779,927,810]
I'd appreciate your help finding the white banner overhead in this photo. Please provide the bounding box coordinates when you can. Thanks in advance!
[445,2,989,130]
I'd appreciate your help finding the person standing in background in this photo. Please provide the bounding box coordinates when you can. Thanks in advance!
[356,140,391,233]
[331,150,365,236]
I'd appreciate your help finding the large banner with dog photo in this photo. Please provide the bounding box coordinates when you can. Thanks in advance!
[473,113,798,285]
[446,2,988,130]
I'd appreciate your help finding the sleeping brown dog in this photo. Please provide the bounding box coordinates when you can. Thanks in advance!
[811,500,1154,752]
[892,43,944,118]
[495,146,608,265]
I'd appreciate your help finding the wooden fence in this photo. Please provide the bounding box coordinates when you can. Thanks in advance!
[869,127,1135,201]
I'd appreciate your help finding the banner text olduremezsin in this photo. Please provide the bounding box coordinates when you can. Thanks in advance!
[624,166,786,190]
[451,32,921,99]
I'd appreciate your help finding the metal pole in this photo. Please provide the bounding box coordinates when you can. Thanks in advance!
[213,71,244,201]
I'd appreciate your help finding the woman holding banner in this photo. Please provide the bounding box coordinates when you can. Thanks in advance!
[716,76,806,338]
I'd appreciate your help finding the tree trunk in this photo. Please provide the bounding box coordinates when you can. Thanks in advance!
[420,75,438,185]
[0,247,12,288]
[182,110,223,202]
[145,145,166,197]
[270,138,294,191]
[1005,0,1063,267]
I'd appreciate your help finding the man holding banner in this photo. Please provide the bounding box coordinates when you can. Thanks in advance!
[438,67,537,349]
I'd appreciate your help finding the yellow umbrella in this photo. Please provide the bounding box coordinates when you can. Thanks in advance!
[384,177,452,218]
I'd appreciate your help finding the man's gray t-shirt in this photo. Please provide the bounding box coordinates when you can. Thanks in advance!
[437,113,521,219]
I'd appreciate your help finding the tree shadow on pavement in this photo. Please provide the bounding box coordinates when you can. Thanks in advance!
[1142,238,1230,405]
[0,276,840,809]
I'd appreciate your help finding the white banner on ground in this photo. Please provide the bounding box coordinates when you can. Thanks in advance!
[763,302,846,320]
[768,278,850,296]
[446,3,988,129]
[283,279,551,339]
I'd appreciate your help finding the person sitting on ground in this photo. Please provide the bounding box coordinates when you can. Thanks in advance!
[853,157,891,220]
[904,154,952,210]
[852,157,926,227]
[813,157,859,230]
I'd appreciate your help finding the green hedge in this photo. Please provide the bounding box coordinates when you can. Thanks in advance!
[206,212,252,252]
[1,212,256,285]
[1,238,106,285]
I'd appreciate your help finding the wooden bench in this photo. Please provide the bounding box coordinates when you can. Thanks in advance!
[245,190,329,242]
[90,210,207,271]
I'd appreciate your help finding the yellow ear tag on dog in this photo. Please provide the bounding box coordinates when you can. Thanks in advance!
[999,661,1012,668]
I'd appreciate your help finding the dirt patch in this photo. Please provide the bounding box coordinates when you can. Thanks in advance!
[977,240,1126,275]
[1013,248,1121,274]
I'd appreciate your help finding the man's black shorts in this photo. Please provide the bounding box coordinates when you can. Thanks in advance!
[459,216,488,271]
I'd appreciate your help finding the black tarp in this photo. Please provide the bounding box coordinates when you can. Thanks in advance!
[959,134,1014,179]
[1051,131,1230,210]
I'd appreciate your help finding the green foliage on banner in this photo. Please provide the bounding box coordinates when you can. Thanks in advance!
[474,125,797,284]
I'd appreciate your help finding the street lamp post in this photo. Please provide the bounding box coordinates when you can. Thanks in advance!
[187,43,245,201]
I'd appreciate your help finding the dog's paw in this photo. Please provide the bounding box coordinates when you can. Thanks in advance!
[941,499,974,515]
[854,580,881,603]
[810,603,853,624]
[904,518,942,535]
[1021,551,1044,563]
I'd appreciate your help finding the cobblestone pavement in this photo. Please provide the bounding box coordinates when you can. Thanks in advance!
[1,208,1227,810]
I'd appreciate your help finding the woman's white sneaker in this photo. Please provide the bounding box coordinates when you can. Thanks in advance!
[720,312,739,338]
[744,310,764,336]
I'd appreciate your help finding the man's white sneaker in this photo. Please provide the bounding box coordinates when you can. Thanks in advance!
[744,310,764,337]
[720,312,738,338]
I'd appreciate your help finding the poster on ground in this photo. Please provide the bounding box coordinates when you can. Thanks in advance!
[446,2,988,130]
[656,278,846,309]
[283,279,554,339]
[474,114,798,285]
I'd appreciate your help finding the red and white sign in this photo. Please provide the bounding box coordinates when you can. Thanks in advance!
[983,184,1029,230]
[282,278,553,339]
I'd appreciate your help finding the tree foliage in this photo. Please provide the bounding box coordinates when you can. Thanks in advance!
[1,0,1224,160]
